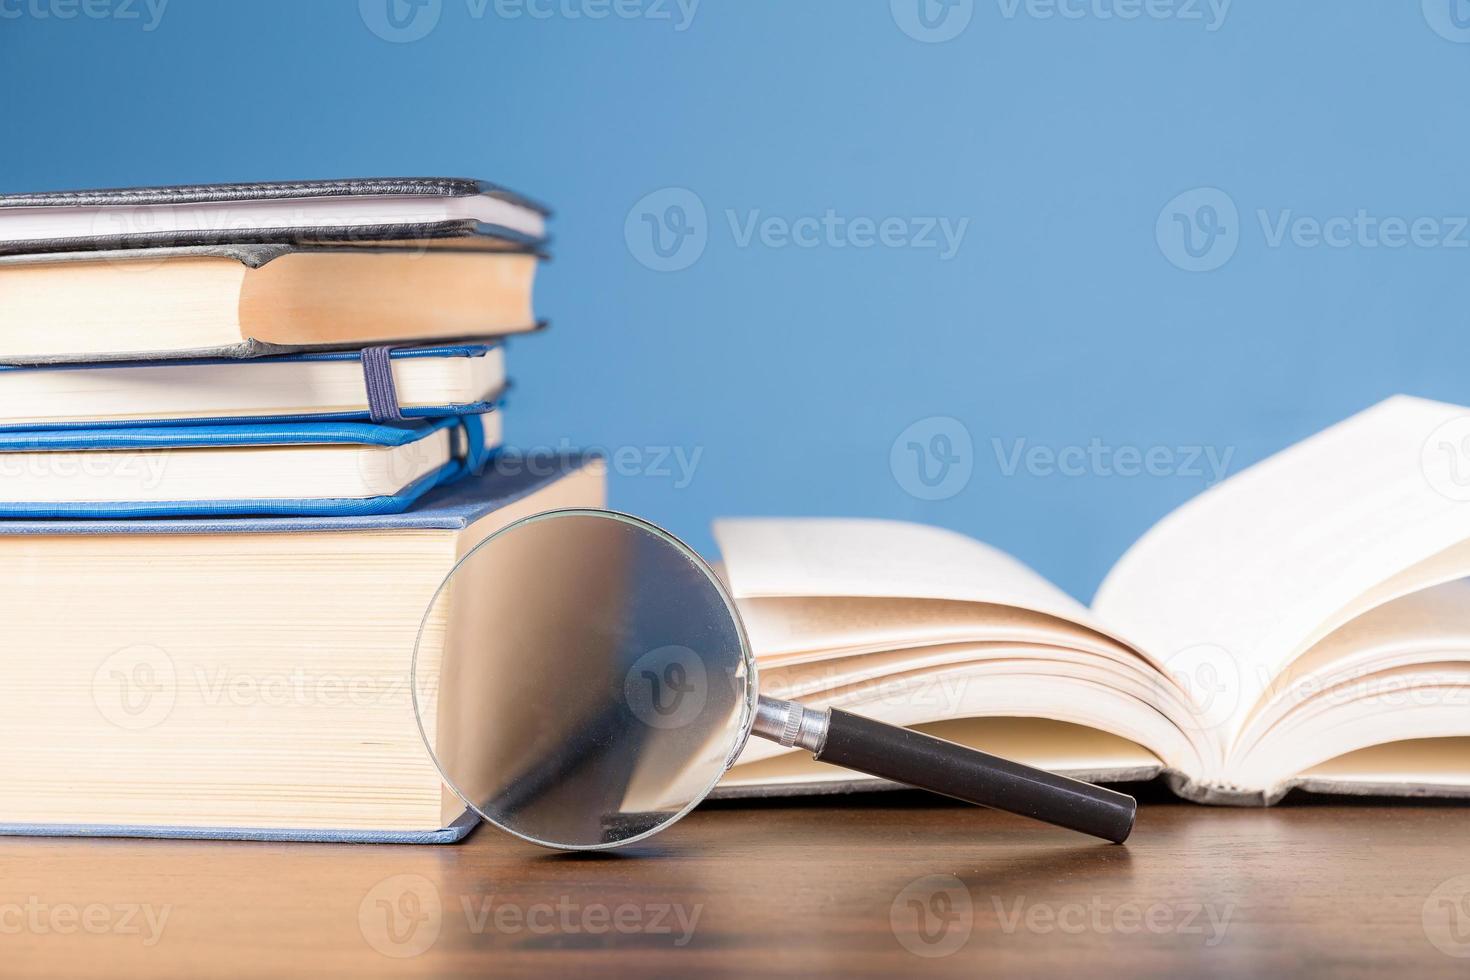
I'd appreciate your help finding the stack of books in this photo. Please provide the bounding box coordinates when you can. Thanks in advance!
[0,178,605,842]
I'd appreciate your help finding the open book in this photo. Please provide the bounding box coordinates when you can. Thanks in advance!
[715,396,1470,804]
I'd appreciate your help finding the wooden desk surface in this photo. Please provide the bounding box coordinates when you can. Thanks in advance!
[3,791,1468,978]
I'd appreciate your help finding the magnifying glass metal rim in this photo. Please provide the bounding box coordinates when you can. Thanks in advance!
[410,506,761,852]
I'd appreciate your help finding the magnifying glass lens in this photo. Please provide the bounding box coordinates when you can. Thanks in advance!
[412,510,753,849]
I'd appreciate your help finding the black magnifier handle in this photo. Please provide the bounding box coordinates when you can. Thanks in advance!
[752,697,1136,844]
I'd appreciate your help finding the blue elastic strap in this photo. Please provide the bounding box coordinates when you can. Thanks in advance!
[460,413,490,475]
[361,346,403,422]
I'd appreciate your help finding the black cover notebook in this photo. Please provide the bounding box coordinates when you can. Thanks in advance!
[0,176,550,255]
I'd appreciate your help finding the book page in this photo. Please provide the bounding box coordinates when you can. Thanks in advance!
[722,718,1162,792]
[714,517,1111,638]
[713,517,1210,773]
[736,596,1133,663]
[1231,580,1470,771]
[1300,738,1470,790]
[1093,395,1470,754]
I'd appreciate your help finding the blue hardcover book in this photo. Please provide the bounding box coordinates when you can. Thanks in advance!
[0,412,500,518]
[0,343,506,430]
[0,453,606,844]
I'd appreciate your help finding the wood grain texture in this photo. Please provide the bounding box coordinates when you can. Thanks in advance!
[1,790,1468,978]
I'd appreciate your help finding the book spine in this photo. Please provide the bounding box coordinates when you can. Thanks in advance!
[1164,770,1287,807]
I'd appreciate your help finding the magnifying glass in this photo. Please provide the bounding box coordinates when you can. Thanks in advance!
[411,508,1136,851]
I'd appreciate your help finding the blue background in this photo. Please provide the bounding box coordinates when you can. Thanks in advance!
[3,0,1467,600]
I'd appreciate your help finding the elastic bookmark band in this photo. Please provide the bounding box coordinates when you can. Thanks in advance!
[360,346,403,423]
[459,413,490,475]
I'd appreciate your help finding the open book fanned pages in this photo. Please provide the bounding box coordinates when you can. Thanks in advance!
[714,396,1470,804]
